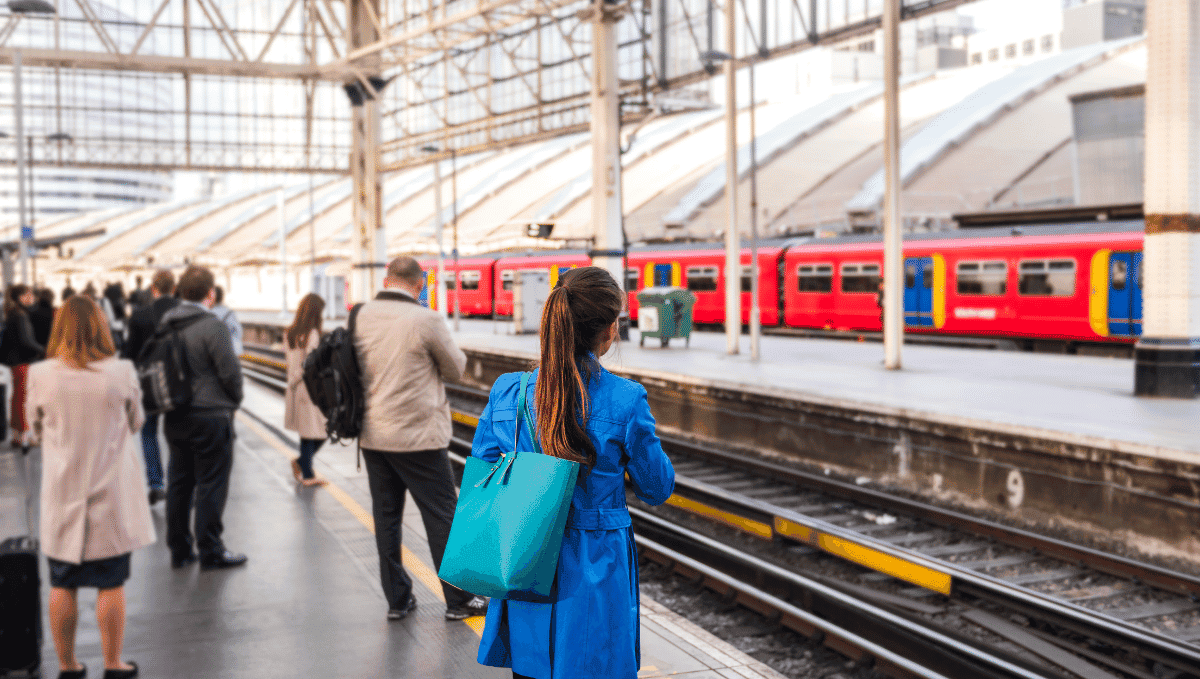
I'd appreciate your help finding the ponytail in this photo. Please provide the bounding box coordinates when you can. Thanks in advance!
[534,267,623,467]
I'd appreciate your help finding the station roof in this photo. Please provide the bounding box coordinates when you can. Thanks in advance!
[30,37,1147,280]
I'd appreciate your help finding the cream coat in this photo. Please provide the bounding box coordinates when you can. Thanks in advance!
[29,356,155,564]
[284,329,327,440]
[355,289,466,452]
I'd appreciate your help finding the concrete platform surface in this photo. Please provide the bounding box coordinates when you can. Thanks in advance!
[0,380,784,679]
[446,319,1200,459]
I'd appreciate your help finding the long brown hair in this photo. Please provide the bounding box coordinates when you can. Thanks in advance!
[287,293,326,349]
[46,296,116,369]
[535,267,623,466]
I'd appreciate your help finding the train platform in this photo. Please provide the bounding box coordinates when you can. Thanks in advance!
[2,380,785,679]
[440,318,1199,458]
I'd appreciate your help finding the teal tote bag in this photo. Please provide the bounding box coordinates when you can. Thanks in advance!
[439,372,580,601]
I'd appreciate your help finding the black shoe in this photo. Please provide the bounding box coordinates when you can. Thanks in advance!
[200,550,248,571]
[102,661,138,679]
[147,488,165,505]
[57,663,86,679]
[445,595,488,620]
[171,553,197,569]
[387,595,417,621]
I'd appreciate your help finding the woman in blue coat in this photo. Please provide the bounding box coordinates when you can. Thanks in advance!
[472,266,675,679]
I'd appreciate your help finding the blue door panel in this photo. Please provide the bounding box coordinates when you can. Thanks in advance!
[1107,252,1142,337]
[904,258,933,327]
[1131,252,1143,336]
[654,263,673,287]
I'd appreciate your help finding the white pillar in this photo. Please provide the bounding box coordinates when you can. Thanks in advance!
[1136,0,1200,398]
[881,0,904,370]
[723,0,740,355]
[590,0,626,292]
[348,0,385,303]
[432,158,448,320]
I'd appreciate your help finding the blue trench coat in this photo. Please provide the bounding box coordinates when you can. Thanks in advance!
[472,366,675,679]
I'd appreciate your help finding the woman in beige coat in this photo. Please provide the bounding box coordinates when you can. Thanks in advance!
[285,293,329,486]
[29,295,154,679]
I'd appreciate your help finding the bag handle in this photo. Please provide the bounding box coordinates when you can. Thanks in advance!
[515,371,542,456]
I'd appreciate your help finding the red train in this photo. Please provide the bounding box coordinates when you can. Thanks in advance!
[420,221,1145,347]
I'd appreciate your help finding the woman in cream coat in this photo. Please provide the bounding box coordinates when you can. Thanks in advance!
[29,295,154,679]
[284,293,329,486]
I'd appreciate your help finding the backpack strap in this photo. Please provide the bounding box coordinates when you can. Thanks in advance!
[515,371,542,455]
[347,303,365,471]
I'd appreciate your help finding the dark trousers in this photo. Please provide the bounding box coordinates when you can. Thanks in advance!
[141,414,164,490]
[361,447,470,609]
[297,438,325,479]
[164,410,234,560]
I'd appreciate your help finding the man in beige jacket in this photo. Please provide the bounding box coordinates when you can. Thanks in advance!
[355,256,486,621]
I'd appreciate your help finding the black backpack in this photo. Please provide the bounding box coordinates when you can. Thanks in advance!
[136,315,203,416]
[303,303,365,443]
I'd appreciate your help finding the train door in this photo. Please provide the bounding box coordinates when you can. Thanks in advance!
[904,257,933,327]
[1107,251,1143,336]
[654,263,673,287]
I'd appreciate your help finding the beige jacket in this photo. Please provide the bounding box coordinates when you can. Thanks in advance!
[355,289,466,452]
[29,356,155,564]
[284,329,327,440]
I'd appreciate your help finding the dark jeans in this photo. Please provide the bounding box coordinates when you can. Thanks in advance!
[361,447,471,609]
[141,414,164,490]
[513,674,533,679]
[164,410,234,560]
[297,438,325,479]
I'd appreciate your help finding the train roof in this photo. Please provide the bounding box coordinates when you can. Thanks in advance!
[779,220,1144,249]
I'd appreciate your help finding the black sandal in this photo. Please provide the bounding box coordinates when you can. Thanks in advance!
[57,663,86,679]
[102,661,138,679]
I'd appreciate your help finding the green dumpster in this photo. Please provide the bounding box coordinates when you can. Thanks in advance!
[636,286,696,348]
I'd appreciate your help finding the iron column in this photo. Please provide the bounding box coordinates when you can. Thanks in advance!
[723,0,740,355]
[589,0,626,293]
[881,0,903,370]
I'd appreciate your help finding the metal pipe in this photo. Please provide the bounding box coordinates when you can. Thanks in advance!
[308,174,316,293]
[278,187,287,314]
[15,50,28,284]
[882,0,903,370]
[749,58,760,362]
[451,148,460,331]
[723,0,739,355]
[432,155,447,320]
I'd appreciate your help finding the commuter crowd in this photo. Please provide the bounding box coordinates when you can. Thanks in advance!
[13,257,674,679]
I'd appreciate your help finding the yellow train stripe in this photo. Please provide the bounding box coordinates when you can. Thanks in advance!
[1089,249,1111,337]
[664,495,774,540]
[236,413,486,635]
[817,533,952,596]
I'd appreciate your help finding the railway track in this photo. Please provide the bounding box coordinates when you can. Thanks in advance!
[240,344,1200,679]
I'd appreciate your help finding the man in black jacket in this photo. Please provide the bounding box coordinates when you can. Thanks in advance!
[160,265,246,571]
[27,289,54,348]
[123,269,181,504]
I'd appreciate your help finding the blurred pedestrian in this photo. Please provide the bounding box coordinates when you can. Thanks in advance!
[355,256,483,621]
[81,283,98,302]
[160,265,246,571]
[123,269,181,505]
[129,275,151,309]
[101,283,127,352]
[210,286,243,357]
[28,288,55,348]
[61,285,75,302]
[29,295,153,679]
[876,280,885,328]
[284,293,328,487]
[473,267,675,679]
[0,284,45,452]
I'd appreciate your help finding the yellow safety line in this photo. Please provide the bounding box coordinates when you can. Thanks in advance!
[236,413,486,636]
[819,533,953,596]
[451,411,480,427]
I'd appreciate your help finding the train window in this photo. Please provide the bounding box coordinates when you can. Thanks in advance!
[797,264,833,292]
[956,260,1007,295]
[686,266,719,292]
[460,270,481,291]
[840,263,880,293]
[441,271,457,291]
[500,270,514,291]
[741,265,753,293]
[625,268,639,292]
[1111,259,1127,291]
[905,263,916,289]
[1018,259,1076,296]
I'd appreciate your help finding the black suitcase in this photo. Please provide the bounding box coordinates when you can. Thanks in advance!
[0,536,41,678]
